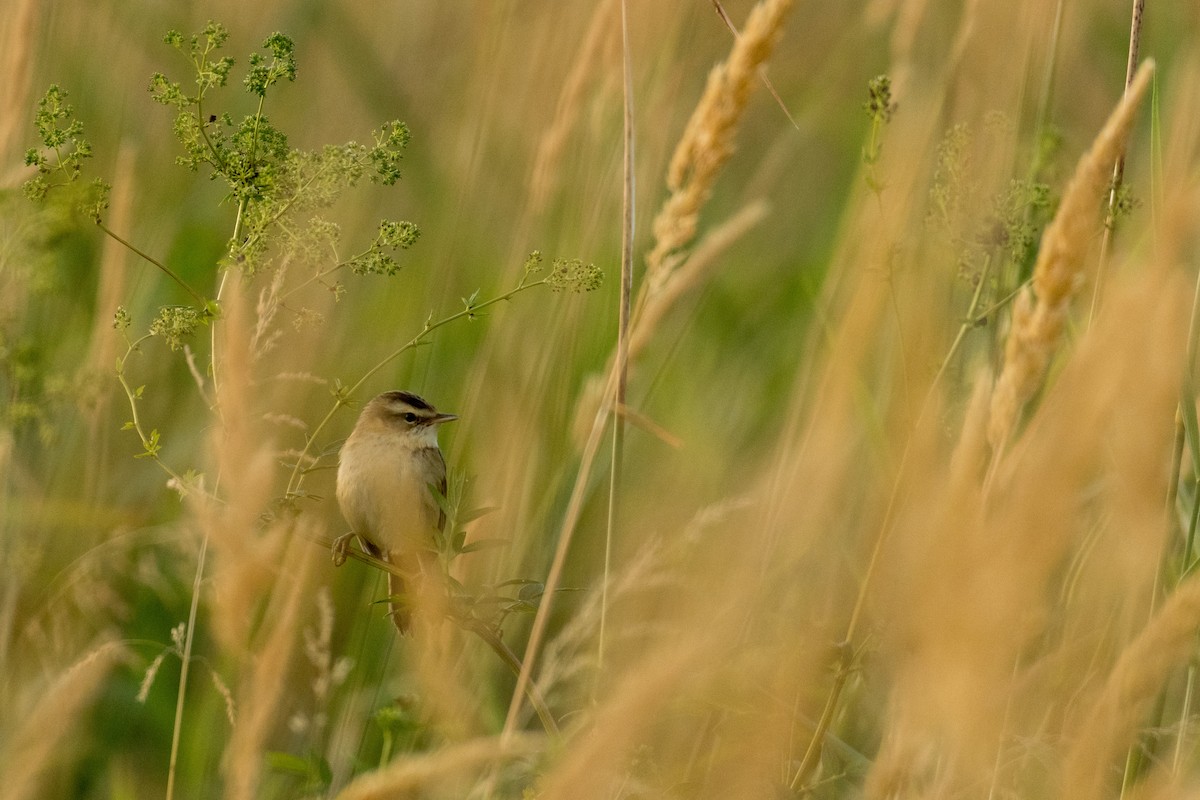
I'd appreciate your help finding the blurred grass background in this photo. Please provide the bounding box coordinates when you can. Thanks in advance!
[4,1,1200,798]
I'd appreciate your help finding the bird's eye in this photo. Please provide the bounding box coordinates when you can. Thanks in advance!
[402,412,418,423]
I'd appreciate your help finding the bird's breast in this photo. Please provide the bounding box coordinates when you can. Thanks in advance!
[336,434,441,553]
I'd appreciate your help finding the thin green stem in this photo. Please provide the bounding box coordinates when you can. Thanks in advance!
[232,147,380,263]
[168,94,251,800]
[96,222,207,306]
[790,646,853,790]
[1182,481,1200,580]
[114,338,153,431]
[790,414,916,792]
[246,95,267,172]
[165,534,209,800]
[599,0,636,686]
[193,97,223,172]
[791,254,1008,791]
[1030,0,1066,176]
[209,189,251,419]
[1175,664,1197,772]
[309,527,560,736]
[927,253,994,394]
[464,619,560,737]
[284,277,547,500]
[113,328,222,506]
[503,366,615,739]
[1171,414,1189,548]
[1088,0,1144,328]
[969,279,1028,328]
[279,239,386,303]
[115,337,187,484]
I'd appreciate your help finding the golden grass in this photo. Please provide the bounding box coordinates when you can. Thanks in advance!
[506,0,801,739]
[1,640,124,800]
[629,199,770,367]
[528,0,618,212]
[335,734,540,800]
[643,0,795,295]
[224,531,320,800]
[0,0,37,169]
[573,199,770,445]
[1064,572,1200,799]
[870,265,1187,795]
[203,270,292,655]
[80,143,135,499]
[571,0,792,445]
[7,2,1200,799]
[987,60,1155,453]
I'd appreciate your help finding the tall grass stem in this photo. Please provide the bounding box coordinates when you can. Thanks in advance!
[598,0,636,688]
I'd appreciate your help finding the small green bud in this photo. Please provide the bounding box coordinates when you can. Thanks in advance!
[523,250,544,273]
[376,219,419,250]
[864,75,896,122]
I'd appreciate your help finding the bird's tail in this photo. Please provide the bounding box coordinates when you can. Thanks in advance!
[358,539,411,635]
[386,566,411,634]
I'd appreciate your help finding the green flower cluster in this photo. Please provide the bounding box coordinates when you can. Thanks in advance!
[545,258,604,293]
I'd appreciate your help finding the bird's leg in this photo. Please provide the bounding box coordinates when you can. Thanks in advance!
[331,531,365,566]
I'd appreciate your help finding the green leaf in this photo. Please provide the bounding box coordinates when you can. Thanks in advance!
[265,751,331,791]
[459,538,511,554]
[457,505,498,525]
[518,582,545,602]
[374,702,423,734]
[429,483,450,515]
[265,752,311,776]
[136,429,161,459]
[494,578,543,589]
[1182,381,1200,482]
[503,600,540,615]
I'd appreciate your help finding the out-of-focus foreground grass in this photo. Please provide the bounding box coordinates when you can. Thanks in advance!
[4,1,1200,798]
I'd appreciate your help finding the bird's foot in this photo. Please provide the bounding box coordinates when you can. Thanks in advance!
[331,532,358,567]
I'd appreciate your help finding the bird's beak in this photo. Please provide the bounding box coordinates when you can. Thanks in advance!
[431,412,458,425]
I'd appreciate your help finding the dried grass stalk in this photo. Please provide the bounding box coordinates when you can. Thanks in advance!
[203,270,288,654]
[224,528,319,800]
[1062,574,1200,799]
[870,264,1186,796]
[573,200,769,445]
[2,640,124,800]
[80,143,135,497]
[948,369,992,484]
[569,0,792,450]
[84,144,135,380]
[987,60,1155,451]
[0,0,37,166]
[334,734,539,800]
[537,641,705,800]
[529,0,617,210]
[643,0,794,299]
[631,199,769,357]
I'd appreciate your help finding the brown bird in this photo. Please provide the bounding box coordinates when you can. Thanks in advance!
[333,391,456,632]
